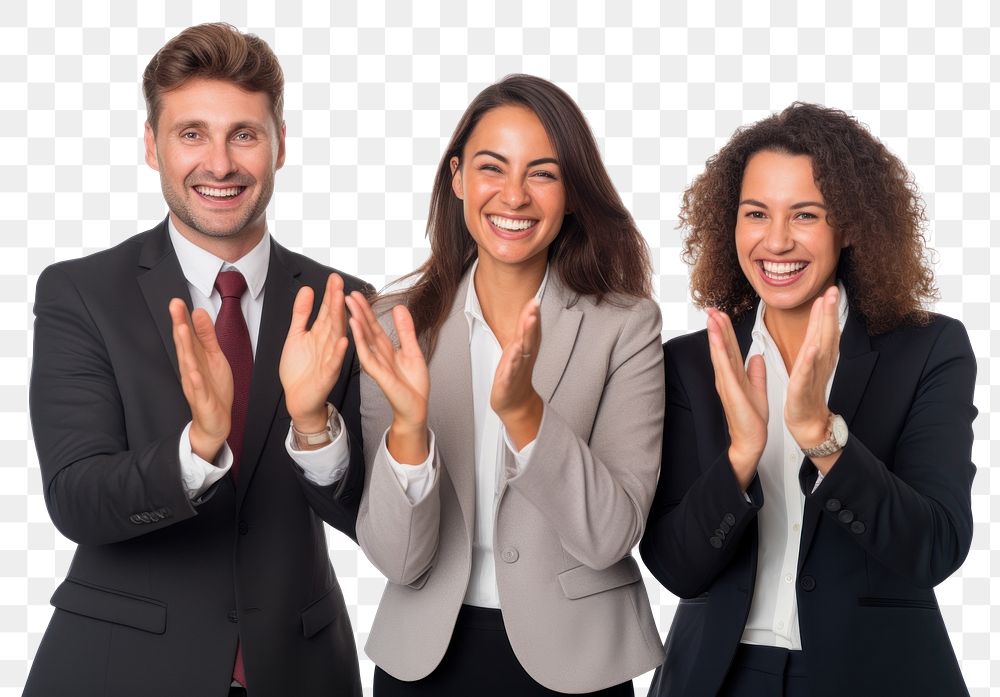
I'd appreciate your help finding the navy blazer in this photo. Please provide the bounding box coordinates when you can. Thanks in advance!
[25,221,372,697]
[640,303,976,697]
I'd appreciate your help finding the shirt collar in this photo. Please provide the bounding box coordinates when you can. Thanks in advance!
[463,259,550,339]
[751,280,850,345]
[168,217,270,300]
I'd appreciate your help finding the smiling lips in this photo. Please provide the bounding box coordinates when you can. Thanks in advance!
[194,185,247,201]
[758,259,808,284]
[487,214,538,239]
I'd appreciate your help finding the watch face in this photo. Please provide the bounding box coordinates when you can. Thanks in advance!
[831,415,849,446]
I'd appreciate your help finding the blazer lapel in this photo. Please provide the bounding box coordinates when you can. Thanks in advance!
[236,240,301,505]
[428,273,477,535]
[532,274,583,404]
[136,219,190,380]
[797,308,879,571]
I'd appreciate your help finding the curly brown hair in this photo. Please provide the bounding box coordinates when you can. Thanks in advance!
[680,102,937,334]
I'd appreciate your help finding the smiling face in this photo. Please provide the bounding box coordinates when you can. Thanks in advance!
[144,77,285,252]
[450,105,567,276]
[735,150,846,317]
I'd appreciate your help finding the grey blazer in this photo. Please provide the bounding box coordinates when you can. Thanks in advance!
[357,270,666,693]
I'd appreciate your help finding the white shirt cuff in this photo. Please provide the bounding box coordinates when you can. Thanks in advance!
[811,471,825,494]
[178,421,233,500]
[285,412,351,487]
[502,428,536,475]
[383,428,437,505]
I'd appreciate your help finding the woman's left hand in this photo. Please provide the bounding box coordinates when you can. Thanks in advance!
[785,285,842,472]
[491,297,544,450]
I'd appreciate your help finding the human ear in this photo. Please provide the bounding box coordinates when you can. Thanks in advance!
[143,122,159,171]
[450,156,463,200]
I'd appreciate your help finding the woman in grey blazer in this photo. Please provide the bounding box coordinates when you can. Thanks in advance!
[345,74,665,696]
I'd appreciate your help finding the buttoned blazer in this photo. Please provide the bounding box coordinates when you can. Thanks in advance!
[25,220,371,697]
[640,303,976,697]
[356,270,666,693]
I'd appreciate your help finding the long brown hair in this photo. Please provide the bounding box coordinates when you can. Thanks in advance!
[142,22,284,133]
[680,102,936,334]
[389,74,653,355]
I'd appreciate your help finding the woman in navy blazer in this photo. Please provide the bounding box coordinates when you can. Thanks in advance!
[641,103,976,697]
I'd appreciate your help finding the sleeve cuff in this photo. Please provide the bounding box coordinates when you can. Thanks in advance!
[285,411,351,487]
[383,428,437,505]
[178,421,232,501]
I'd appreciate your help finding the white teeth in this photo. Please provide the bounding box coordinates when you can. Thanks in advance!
[488,215,536,231]
[196,186,242,198]
[761,260,807,278]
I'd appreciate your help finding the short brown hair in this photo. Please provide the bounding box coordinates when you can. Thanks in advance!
[680,102,937,335]
[142,22,284,133]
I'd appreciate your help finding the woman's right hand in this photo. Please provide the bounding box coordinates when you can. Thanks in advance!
[706,308,767,490]
[345,292,430,464]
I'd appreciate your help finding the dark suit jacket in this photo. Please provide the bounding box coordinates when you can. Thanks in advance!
[640,304,976,697]
[25,220,372,697]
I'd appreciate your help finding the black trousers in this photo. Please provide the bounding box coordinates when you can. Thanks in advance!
[374,605,634,697]
[717,643,809,697]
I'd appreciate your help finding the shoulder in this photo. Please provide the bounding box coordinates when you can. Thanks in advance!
[36,227,156,295]
[574,293,661,335]
[871,312,973,360]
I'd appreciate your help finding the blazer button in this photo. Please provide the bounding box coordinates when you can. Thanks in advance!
[719,521,732,534]
[850,521,866,534]
[500,547,519,563]
[837,509,855,524]
[138,512,153,523]
[709,536,723,549]
[713,528,727,540]
[238,521,249,535]
[799,575,816,592]
[723,513,736,526]
[156,507,171,518]
[227,610,239,623]
[825,499,842,512]
[129,513,142,524]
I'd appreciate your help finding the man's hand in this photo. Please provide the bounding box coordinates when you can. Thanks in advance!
[280,273,349,434]
[169,298,233,462]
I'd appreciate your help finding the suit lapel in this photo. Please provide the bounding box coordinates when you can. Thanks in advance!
[236,240,301,505]
[428,274,477,535]
[136,219,190,380]
[797,309,878,571]
[532,275,583,403]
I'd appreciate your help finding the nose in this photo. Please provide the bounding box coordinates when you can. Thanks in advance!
[499,176,530,209]
[761,219,794,254]
[204,139,237,179]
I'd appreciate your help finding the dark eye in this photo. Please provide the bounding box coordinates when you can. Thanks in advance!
[796,211,818,219]
[234,131,253,142]
[745,210,766,219]
[180,131,199,140]
[479,163,502,174]
[532,170,558,180]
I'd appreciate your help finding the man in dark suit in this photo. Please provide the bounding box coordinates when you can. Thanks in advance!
[25,23,369,697]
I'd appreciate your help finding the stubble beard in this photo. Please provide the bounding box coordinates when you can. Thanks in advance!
[161,170,275,241]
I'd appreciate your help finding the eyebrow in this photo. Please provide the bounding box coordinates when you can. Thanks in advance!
[172,120,267,132]
[473,150,560,168]
[738,198,827,209]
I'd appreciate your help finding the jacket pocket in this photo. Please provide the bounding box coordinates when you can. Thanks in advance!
[558,556,642,600]
[858,597,938,610]
[300,585,343,638]
[51,578,166,634]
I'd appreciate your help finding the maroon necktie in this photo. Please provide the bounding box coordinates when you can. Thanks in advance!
[214,270,252,688]
[214,270,253,480]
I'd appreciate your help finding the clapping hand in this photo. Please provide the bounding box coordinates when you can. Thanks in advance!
[345,292,430,465]
[490,297,544,451]
[706,308,768,490]
[785,285,842,473]
[279,273,349,435]
[169,299,233,462]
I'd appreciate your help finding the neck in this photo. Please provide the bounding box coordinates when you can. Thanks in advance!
[170,213,267,263]
[473,254,547,345]
[762,302,813,372]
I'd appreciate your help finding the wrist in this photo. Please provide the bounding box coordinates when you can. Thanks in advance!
[793,414,831,450]
[387,419,429,465]
[189,423,227,463]
[498,393,544,450]
[727,444,760,490]
[290,405,330,436]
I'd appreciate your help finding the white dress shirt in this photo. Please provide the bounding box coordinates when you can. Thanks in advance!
[167,220,350,499]
[740,282,848,649]
[383,261,545,608]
